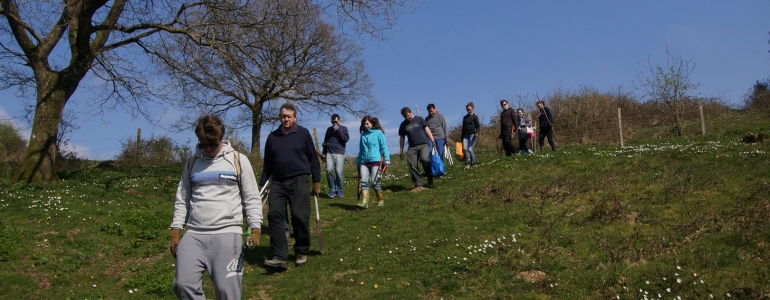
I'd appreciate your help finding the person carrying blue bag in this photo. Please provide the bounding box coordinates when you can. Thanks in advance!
[398,107,436,192]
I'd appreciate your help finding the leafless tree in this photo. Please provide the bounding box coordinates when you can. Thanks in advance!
[1,0,413,184]
[149,0,376,156]
[635,48,700,136]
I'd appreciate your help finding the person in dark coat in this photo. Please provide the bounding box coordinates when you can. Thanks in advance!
[537,100,557,152]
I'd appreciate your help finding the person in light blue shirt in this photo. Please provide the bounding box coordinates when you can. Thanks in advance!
[356,116,390,207]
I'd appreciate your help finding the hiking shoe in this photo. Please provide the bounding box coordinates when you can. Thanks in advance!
[263,258,288,269]
[295,254,307,267]
[336,190,343,198]
[410,186,425,193]
[328,191,337,198]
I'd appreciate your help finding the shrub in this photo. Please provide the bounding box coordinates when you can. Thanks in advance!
[0,121,27,178]
[744,79,770,114]
[115,135,190,166]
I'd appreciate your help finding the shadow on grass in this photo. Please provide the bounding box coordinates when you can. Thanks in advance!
[382,184,408,192]
[328,203,363,211]
[243,247,325,273]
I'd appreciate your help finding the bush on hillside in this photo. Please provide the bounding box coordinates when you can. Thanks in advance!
[0,121,26,178]
[446,85,733,154]
[116,135,192,166]
[744,79,770,114]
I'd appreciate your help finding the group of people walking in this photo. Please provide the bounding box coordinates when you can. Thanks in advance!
[167,100,557,299]
[498,99,557,156]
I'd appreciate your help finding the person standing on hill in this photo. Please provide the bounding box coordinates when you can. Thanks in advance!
[355,116,391,208]
[260,102,321,270]
[321,114,349,198]
[498,99,516,156]
[461,102,481,169]
[425,103,449,160]
[537,100,557,152]
[515,108,532,154]
[398,107,436,192]
[169,114,263,299]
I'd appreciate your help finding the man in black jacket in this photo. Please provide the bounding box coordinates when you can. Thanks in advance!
[498,99,516,156]
[260,102,321,269]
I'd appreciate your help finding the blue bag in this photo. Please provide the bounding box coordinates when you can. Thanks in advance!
[430,147,445,177]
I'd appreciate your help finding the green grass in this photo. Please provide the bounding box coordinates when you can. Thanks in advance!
[0,113,769,299]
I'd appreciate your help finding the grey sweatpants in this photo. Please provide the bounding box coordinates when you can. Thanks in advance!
[173,232,243,300]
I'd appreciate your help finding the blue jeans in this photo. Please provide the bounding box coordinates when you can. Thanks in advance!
[462,134,476,165]
[359,165,382,191]
[428,139,445,159]
[325,154,345,192]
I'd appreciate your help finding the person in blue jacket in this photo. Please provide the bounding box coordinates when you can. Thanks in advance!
[355,116,391,208]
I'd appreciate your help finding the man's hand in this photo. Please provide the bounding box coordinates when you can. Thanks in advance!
[247,228,261,249]
[169,229,180,258]
[312,182,321,197]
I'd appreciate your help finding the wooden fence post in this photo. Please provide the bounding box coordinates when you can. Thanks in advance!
[699,101,706,135]
[617,107,624,147]
[135,128,142,164]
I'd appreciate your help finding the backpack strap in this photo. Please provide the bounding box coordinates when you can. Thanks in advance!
[183,155,197,227]
[233,150,243,195]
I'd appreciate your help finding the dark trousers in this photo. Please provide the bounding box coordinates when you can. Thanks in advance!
[407,143,433,187]
[501,132,515,156]
[267,174,311,260]
[538,127,556,151]
[518,138,529,152]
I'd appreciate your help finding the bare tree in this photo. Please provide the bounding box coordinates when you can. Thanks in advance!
[635,48,700,136]
[1,0,412,184]
[0,0,228,184]
[150,0,376,156]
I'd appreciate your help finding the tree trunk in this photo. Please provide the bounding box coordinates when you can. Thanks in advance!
[14,85,68,184]
[250,101,265,158]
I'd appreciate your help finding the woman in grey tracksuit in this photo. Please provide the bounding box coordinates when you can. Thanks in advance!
[169,115,263,300]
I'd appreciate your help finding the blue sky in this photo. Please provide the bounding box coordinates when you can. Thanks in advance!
[1,0,768,159]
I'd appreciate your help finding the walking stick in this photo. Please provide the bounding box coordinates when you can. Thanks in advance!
[246,175,271,248]
[313,194,325,254]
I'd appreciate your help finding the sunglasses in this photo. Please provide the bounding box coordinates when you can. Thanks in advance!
[197,142,220,150]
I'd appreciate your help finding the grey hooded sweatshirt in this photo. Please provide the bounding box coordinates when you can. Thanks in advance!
[170,140,263,234]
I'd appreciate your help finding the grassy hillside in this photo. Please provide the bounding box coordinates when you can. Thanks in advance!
[0,113,768,299]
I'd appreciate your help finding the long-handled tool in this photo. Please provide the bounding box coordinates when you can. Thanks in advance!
[356,172,362,202]
[259,175,273,207]
[246,175,272,248]
[313,194,325,254]
[443,144,454,171]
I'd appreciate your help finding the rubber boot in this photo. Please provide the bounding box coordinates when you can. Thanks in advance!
[376,190,384,207]
[357,190,369,208]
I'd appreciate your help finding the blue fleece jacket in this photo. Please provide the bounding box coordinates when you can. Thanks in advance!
[356,128,390,169]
